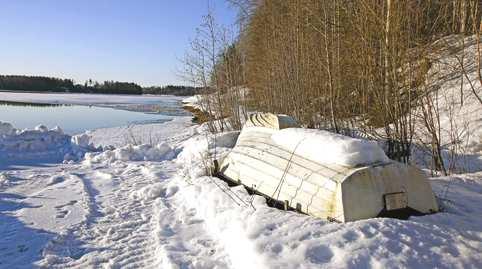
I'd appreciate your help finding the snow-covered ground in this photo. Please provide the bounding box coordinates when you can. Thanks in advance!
[1,114,481,268]
[1,37,482,268]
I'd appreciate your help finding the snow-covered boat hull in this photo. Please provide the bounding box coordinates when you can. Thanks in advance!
[219,114,438,222]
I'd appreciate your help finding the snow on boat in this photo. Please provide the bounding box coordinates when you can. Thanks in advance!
[218,113,439,222]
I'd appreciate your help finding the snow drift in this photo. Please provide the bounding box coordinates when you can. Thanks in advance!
[176,130,240,179]
[83,143,175,165]
[181,95,202,111]
[0,121,98,165]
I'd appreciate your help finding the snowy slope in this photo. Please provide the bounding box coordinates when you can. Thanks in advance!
[425,35,482,151]
[412,35,482,172]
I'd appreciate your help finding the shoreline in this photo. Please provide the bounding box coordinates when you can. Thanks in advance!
[0,89,180,97]
[182,104,211,124]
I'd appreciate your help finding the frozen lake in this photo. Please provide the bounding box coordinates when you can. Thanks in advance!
[0,92,190,134]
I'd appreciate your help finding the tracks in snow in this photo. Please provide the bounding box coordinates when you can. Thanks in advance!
[151,176,231,268]
[40,161,231,268]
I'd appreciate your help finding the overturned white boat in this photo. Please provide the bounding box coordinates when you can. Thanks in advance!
[218,113,438,222]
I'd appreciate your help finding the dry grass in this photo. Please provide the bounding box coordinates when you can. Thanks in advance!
[183,105,212,124]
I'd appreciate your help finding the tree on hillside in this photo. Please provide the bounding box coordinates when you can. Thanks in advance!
[186,0,482,173]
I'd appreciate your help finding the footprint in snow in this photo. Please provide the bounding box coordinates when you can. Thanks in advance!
[17,245,28,253]
[47,175,65,186]
[55,210,70,219]
[306,245,334,264]
[54,200,77,209]
[342,230,360,242]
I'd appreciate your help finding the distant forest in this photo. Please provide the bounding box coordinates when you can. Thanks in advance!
[0,75,200,96]
[143,85,203,96]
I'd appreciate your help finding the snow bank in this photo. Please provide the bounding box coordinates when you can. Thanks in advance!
[182,95,202,110]
[0,121,98,164]
[180,177,267,269]
[271,128,390,167]
[178,172,482,268]
[182,87,250,117]
[83,143,175,165]
[0,118,193,166]
[0,122,16,136]
[71,133,92,149]
[176,130,239,179]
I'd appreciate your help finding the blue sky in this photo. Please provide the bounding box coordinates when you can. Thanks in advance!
[0,0,237,86]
